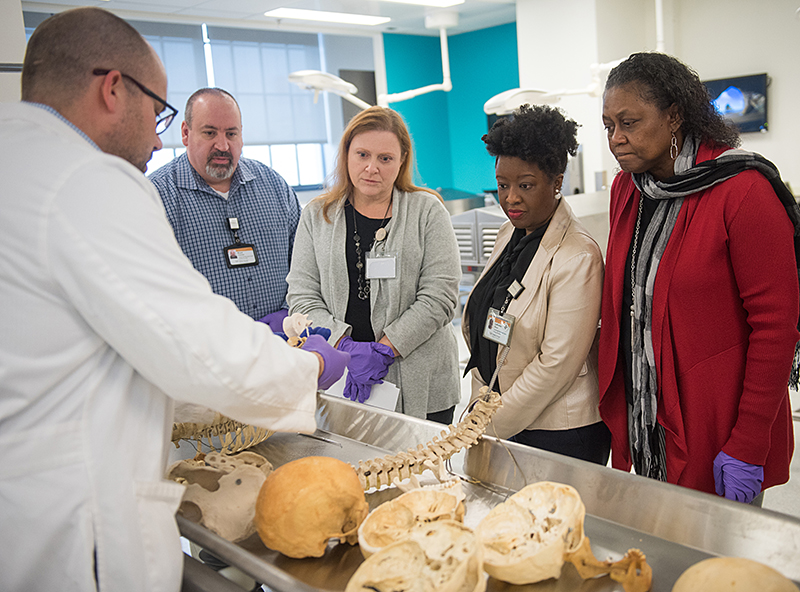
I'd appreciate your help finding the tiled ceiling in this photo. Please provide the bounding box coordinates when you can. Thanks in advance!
[21,0,517,36]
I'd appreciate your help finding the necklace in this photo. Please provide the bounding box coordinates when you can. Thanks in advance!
[352,198,392,301]
[630,196,644,336]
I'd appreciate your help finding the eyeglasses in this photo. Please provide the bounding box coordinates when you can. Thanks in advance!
[93,68,178,135]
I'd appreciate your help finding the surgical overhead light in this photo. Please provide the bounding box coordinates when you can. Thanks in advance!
[483,89,559,116]
[288,11,458,109]
[288,71,372,110]
[483,58,626,116]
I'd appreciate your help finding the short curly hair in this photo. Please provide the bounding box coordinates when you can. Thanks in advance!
[483,104,579,180]
[605,52,740,148]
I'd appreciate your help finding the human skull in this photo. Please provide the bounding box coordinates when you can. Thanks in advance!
[346,520,486,592]
[167,451,273,543]
[255,456,369,558]
[475,481,586,585]
[358,486,465,557]
[672,557,799,592]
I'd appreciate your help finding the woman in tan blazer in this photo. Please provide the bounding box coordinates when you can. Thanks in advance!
[462,104,610,464]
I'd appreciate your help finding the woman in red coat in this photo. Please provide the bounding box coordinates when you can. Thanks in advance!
[599,52,799,504]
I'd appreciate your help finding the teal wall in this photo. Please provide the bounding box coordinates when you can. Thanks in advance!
[384,23,519,196]
[447,24,519,194]
[383,34,452,192]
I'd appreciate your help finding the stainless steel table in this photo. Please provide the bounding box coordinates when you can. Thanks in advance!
[178,394,800,591]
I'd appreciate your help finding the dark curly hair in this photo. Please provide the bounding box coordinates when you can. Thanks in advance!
[605,52,740,148]
[482,104,579,180]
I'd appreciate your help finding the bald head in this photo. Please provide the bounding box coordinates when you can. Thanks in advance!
[22,7,156,109]
[185,88,240,129]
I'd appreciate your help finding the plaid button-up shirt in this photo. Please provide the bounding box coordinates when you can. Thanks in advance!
[149,153,301,319]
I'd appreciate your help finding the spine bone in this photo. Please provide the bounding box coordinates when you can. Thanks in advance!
[355,388,501,490]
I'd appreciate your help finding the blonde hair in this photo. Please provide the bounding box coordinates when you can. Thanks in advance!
[318,106,441,222]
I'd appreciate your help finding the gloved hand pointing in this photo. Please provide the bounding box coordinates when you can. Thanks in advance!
[336,336,395,403]
[300,334,350,391]
[713,450,764,504]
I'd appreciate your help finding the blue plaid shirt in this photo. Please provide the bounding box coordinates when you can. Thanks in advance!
[148,153,300,319]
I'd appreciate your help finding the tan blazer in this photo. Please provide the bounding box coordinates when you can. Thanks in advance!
[462,199,604,438]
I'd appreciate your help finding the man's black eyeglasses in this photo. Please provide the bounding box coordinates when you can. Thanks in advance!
[93,68,178,135]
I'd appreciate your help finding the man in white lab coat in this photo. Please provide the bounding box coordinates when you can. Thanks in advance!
[0,7,348,592]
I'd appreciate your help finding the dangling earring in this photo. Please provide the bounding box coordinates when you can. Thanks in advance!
[670,132,678,160]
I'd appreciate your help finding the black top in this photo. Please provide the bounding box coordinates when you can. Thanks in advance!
[621,194,659,404]
[464,223,548,386]
[343,202,391,342]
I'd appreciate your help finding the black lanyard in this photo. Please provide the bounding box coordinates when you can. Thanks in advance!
[499,279,525,315]
[223,216,259,269]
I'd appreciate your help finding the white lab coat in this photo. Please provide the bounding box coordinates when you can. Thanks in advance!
[0,103,320,592]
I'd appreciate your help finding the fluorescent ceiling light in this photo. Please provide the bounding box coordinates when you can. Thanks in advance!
[264,8,390,26]
[380,0,464,6]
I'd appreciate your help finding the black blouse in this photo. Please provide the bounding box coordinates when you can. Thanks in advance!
[464,223,548,386]
[343,202,391,342]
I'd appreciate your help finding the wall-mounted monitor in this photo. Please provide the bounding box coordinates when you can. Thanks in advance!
[703,73,769,133]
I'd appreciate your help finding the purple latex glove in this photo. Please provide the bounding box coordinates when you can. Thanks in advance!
[257,308,289,333]
[301,325,332,341]
[300,334,350,391]
[337,336,395,403]
[713,451,764,504]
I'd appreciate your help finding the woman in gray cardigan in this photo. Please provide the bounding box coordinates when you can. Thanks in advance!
[287,107,462,423]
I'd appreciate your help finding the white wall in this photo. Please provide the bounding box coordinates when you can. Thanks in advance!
[0,0,25,102]
[517,0,666,192]
[674,0,800,191]
[516,0,605,193]
[516,0,800,193]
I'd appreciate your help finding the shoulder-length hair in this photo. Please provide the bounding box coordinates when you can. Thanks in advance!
[317,106,441,222]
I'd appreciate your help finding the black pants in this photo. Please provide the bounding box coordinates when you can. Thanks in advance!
[426,405,455,425]
[510,421,612,466]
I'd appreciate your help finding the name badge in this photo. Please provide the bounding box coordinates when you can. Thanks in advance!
[224,243,259,268]
[365,251,397,279]
[483,307,515,346]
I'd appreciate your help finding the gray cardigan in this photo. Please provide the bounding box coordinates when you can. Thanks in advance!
[287,188,462,418]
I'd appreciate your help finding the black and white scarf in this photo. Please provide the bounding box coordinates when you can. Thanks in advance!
[628,134,800,481]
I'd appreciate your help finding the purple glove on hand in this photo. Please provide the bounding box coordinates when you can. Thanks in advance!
[713,451,764,504]
[302,326,332,341]
[257,308,289,333]
[337,336,395,403]
[300,334,350,391]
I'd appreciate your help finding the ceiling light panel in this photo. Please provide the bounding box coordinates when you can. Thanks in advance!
[379,0,463,6]
[263,8,391,26]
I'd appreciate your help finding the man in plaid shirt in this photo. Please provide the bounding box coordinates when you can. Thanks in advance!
[149,88,300,331]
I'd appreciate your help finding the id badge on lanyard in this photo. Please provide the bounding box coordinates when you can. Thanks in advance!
[365,250,398,279]
[223,217,259,269]
[483,279,525,347]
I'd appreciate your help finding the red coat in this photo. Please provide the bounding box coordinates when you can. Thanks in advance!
[598,142,797,494]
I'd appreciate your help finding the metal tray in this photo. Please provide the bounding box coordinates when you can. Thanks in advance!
[177,394,800,591]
